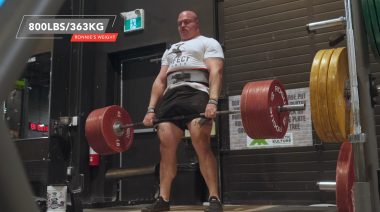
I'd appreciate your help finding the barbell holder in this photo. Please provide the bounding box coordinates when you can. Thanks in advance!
[306,16,346,32]
[118,103,305,129]
[316,181,336,191]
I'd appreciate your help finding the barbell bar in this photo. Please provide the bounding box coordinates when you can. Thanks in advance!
[85,80,306,155]
[118,104,305,129]
[105,165,157,181]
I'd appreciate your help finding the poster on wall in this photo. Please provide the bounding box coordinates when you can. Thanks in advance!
[228,87,312,150]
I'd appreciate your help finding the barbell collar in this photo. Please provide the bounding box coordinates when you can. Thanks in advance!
[277,103,305,112]
[113,121,125,136]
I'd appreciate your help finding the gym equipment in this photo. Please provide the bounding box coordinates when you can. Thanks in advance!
[315,142,354,212]
[336,142,354,212]
[85,105,134,155]
[85,80,305,155]
[310,47,351,142]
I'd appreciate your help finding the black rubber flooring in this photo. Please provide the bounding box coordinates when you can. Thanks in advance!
[84,204,337,211]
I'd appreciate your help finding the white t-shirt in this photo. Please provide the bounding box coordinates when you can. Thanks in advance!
[161,35,224,93]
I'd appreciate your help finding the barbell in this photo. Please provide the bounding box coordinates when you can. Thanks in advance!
[85,80,305,155]
[116,104,303,129]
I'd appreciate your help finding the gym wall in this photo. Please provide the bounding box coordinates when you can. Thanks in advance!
[220,0,380,205]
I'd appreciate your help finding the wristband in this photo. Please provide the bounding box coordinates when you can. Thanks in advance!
[208,98,218,105]
[147,107,155,113]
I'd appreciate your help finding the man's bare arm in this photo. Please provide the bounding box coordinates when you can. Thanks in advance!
[143,65,168,126]
[206,58,224,100]
[147,65,169,109]
[204,58,224,118]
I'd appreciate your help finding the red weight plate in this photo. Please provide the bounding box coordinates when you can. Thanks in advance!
[242,81,269,138]
[241,80,268,138]
[265,80,289,138]
[85,105,134,155]
[86,107,111,154]
[240,82,252,137]
[254,80,276,138]
[241,80,289,139]
[336,141,354,212]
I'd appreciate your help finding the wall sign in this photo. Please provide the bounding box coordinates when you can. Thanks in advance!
[29,122,49,132]
[121,9,145,33]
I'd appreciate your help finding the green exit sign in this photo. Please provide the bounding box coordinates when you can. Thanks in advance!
[122,9,144,33]
[125,17,142,31]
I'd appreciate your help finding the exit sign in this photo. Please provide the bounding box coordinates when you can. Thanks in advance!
[122,9,144,33]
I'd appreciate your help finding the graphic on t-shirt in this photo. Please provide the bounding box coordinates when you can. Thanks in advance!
[168,43,190,67]
[169,43,184,57]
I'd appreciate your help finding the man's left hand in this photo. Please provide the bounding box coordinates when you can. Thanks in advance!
[204,103,217,119]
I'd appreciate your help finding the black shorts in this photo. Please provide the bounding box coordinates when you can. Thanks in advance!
[156,86,209,130]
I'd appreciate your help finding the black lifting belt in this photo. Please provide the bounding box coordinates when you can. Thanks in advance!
[167,70,209,86]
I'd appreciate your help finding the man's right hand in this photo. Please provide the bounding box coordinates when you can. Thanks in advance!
[143,112,156,127]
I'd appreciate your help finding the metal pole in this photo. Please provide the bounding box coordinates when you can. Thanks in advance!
[346,0,380,211]
[105,165,157,180]
[306,16,346,31]
[316,181,336,191]
[119,62,124,201]
[345,0,367,180]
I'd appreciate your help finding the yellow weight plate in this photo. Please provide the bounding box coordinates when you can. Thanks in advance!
[318,49,338,142]
[310,49,329,141]
[327,47,350,141]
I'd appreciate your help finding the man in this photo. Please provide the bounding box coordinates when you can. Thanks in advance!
[142,10,224,212]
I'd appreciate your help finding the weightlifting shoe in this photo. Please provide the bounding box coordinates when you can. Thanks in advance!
[204,196,223,212]
[141,196,170,212]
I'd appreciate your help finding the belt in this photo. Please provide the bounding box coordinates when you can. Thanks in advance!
[167,70,209,86]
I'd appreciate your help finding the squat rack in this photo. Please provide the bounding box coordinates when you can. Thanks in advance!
[307,0,380,211]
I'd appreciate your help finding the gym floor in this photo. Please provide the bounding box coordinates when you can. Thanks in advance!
[84,204,337,211]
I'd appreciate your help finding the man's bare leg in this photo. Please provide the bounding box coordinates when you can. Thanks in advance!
[187,118,219,198]
[156,122,183,201]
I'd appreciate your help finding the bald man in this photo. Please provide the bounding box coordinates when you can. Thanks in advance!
[142,10,224,212]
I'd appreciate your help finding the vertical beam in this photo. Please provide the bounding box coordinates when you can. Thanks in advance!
[347,0,380,211]
[119,62,124,201]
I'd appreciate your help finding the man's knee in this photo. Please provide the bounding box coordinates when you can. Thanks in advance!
[189,118,212,129]
[157,122,183,137]
[157,122,183,149]
[188,118,212,138]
